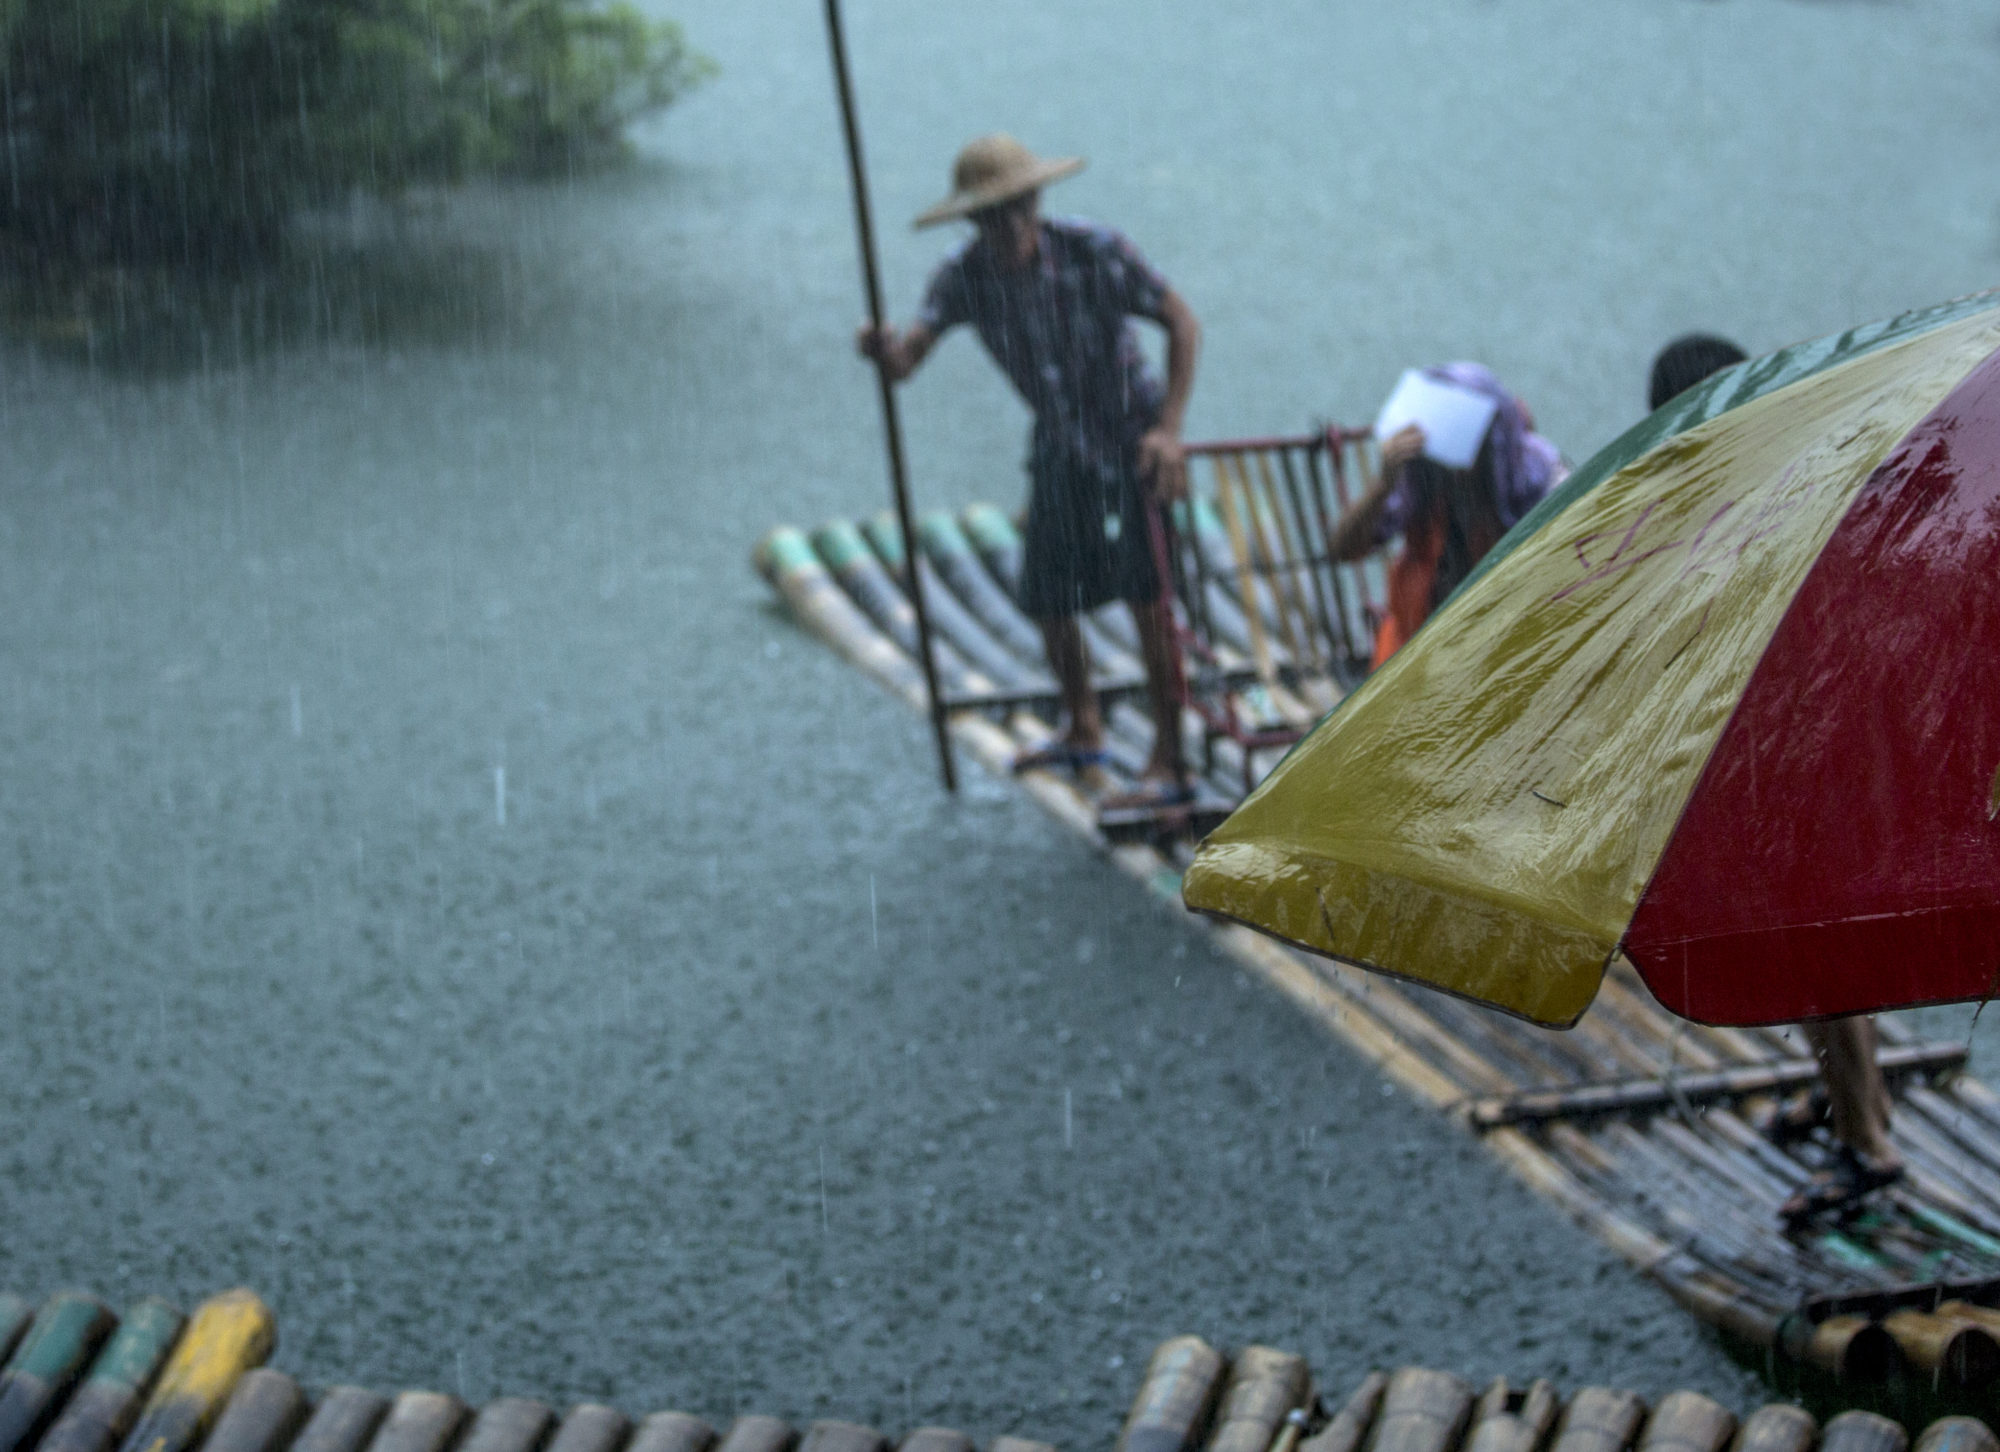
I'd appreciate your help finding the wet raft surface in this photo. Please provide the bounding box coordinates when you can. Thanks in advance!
[757,505,2000,1390]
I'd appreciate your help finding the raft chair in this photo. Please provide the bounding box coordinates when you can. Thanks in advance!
[1160,427,1384,793]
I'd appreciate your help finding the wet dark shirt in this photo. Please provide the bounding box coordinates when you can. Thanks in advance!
[917,217,1170,484]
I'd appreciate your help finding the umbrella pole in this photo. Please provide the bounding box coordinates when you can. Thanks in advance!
[823,0,957,794]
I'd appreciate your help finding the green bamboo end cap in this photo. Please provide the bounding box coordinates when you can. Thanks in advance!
[84,1299,184,1389]
[810,520,872,572]
[755,528,818,580]
[11,1293,115,1379]
[861,514,905,569]
[961,504,1019,552]
[916,512,970,557]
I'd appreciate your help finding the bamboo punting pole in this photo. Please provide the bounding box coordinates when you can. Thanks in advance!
[823,0,955,793]
[1117,1338,1226,1452]
[544,1407,632,1452]
[1366,1369,1474,1452]
[201,1371,304,1452]
[1818,1411,1908,1452]
[40,1298,184,1452]
[1548,1390,1648,1452]
[1915,1420,2000,1452]
[1464,1380,1557,1452]
[1635,1392,1735,1452]
[288,1388,390,1452]
[1298,1373,1385,1452]
[1204,1347,1310,1452]
[1728,1406,1814,1452]
[632,1424,720,1452]
[456,1401,555,1452]
[713,1418,797,1452]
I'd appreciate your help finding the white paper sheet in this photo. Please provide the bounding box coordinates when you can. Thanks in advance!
[1373,369,1500,470]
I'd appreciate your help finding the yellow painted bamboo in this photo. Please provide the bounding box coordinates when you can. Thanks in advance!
[114,1289,274,1452]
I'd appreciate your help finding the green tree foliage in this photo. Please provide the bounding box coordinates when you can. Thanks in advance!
[0,0,711,264]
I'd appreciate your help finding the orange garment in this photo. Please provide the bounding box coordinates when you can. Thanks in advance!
[1371,508,1445,670]
[1370,488,1503,670]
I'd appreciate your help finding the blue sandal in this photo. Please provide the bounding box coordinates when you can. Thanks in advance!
[1011,740,1111,777]
[1097,777,1198,813]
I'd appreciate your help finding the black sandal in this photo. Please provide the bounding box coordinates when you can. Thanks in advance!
[1779,1145,1905,1229]
[1754,1086,1831,1147]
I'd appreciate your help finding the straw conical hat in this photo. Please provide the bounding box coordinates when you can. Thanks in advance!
[912,135,1084,229]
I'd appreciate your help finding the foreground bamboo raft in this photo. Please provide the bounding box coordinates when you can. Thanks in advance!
[755,498,2000,1387]
[1113,1337,2000,1452]
[12,1287,1999,1452]
[0,1288,1051,1452]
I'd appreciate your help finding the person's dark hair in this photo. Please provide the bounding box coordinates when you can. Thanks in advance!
[1648,334,1749,412]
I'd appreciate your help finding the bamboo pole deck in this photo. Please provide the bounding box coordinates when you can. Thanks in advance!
[757,499,2000,1390]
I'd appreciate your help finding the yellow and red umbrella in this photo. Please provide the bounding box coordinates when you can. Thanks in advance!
[1183,291,2000,1028]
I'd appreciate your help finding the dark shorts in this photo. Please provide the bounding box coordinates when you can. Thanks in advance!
[1017,450,1161,621]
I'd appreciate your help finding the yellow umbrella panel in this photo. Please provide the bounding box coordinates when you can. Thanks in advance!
[1182,298,2000,1027]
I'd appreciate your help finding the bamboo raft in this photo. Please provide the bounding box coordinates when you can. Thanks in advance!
[9,1285,1997,1452]
[0,1288,1052,1452]
[1110,1336,2000,1452]
[755,456,2000,1392]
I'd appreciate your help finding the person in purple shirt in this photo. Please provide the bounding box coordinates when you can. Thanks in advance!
[859,135,1202,810]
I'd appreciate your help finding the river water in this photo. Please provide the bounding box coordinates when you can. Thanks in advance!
[0,0,1995,1444]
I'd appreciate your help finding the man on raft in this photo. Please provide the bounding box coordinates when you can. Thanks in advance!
[858,134,1202,812]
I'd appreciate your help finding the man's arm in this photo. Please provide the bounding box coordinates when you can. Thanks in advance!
[1136,288,1200,500]
[856,321,940,384]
